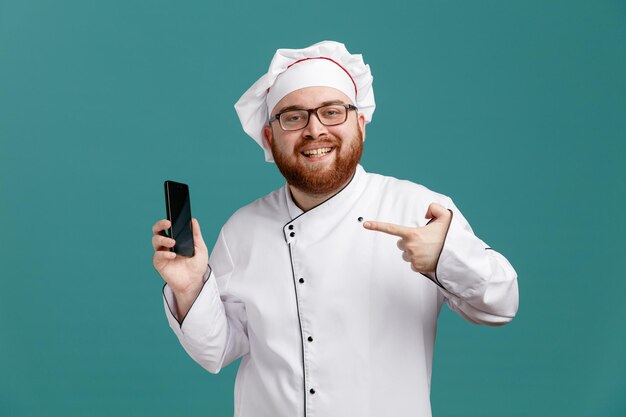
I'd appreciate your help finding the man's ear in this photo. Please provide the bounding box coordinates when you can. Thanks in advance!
[358,113,366,142]
[263,125,273,147]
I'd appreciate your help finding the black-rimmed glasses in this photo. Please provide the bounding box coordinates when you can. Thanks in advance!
[269,104,358,131]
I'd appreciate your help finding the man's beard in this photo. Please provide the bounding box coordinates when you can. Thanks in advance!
[271,128,363,196]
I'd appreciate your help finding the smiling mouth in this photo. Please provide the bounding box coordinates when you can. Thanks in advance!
[301,147,334,158]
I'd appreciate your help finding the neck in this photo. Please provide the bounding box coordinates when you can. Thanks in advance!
[289,177,352,212]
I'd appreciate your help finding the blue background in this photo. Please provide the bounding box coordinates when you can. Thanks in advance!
[1,1,624,416]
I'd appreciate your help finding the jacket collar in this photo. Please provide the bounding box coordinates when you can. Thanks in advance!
[283,164,367,222]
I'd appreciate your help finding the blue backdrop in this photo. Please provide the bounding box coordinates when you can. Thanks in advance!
[1,1,624,416]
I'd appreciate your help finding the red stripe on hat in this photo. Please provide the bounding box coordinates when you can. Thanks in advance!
[266,57,358,97]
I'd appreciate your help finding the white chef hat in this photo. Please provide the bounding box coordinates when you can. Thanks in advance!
[234,40,375,163]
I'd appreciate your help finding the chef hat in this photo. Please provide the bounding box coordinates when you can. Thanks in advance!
[234,40,375,163]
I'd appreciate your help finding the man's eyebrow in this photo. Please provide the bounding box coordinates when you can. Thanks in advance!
[276,100,347,114]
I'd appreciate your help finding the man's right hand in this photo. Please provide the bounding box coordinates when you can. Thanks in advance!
[151,218,209,320]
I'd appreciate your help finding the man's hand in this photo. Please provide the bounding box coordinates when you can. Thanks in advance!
[152,218,209,319]
[363,203,452,274]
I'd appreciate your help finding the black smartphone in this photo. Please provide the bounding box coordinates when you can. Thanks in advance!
[163,180,195,257]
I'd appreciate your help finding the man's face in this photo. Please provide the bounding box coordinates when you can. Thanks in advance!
[264,86,366,196]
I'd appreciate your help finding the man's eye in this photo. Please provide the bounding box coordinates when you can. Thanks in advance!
[284,113,304,122]
[322,107,344,118]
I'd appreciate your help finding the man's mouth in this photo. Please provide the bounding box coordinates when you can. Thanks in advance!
[301,147,334,158]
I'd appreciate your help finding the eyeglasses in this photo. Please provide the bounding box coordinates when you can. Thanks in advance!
[269,104,358,131]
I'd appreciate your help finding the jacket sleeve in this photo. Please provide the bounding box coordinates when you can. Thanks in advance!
[430,197,519,326]
[162,228,249,373]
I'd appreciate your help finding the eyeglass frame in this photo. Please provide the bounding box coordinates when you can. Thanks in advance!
[269,104,358,131]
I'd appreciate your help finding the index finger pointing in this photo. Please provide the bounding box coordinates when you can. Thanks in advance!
[363,220,411,237]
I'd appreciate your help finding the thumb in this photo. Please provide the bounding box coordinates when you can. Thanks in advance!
[425,203,449,221]
[191,218,208,251]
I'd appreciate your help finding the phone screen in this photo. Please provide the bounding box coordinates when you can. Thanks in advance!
[164,180,195,257]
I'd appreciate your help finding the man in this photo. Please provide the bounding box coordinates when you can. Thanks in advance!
[151,41,518,417]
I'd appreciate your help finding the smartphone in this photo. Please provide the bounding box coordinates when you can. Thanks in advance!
[163,180,195,257]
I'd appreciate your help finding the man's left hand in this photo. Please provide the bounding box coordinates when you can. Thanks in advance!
[363,203,452,273]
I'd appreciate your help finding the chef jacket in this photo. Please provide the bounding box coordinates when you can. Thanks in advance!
[163,164,519,417]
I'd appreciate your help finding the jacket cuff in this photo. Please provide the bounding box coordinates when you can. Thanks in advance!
[432,211,492,299]
[162,265,213,330]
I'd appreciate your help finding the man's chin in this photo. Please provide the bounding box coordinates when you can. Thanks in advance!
[290,164,355,195]
[299,161,335,175]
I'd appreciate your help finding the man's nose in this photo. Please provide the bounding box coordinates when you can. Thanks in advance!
[302,112,329,139]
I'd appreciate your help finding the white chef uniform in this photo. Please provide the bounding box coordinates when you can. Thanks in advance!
[162,164,519,417]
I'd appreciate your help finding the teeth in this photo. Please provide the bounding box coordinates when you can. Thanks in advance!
[303,147,332,156]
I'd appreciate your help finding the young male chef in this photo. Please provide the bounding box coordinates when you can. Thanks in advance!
[151,40,519,417]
